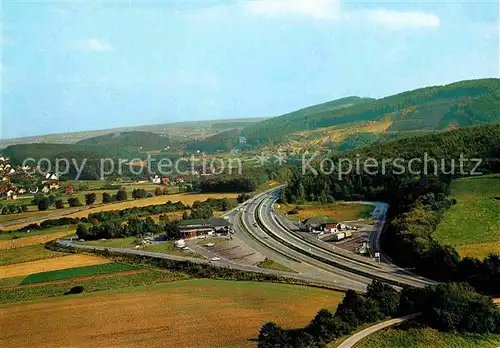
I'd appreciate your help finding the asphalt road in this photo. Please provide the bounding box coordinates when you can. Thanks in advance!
[245,188,434,288]
[336,313,422,348]
[59,185,433,292]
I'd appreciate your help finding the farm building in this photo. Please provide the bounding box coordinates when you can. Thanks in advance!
[177,218,232,239]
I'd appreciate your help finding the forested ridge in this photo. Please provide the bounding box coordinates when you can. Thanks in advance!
[242,78,500,145]
[281,124,500,295]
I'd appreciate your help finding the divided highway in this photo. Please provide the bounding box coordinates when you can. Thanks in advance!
[230,187,435,289]
[60,186,434,292]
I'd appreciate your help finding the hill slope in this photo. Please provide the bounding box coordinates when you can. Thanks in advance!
[76,131,172,152]
[242,78,500,148]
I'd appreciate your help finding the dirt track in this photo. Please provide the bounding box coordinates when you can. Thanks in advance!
[0,254,110,278]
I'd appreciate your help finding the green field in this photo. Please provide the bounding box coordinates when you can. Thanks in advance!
[0,270,189,304]
[433,175,500,259]
[355,326,500,348]
[20,262,138,285]
[257,258,296,273]
[80,238,202,258]
[0,244,67,266]
[0,225,76,240]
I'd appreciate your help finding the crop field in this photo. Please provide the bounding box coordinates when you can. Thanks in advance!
[20,262,138,285]
[0,228,76,250]
[3,192,238,231]
[0,254,110,279]
[0,279,344,348]
[0,225,76,241]
[355,326,500,348]
[275,202,373,222]
[0,269,189,300]
[0,244,67,266]
[433,175,500,259]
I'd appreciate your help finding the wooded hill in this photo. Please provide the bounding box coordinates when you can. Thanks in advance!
[241,78,500,147]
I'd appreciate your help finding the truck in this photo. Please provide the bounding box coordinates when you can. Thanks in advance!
[331,232,346,241]
[344,230,353,238]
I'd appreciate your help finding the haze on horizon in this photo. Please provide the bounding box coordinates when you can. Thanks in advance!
[1,0,498,139]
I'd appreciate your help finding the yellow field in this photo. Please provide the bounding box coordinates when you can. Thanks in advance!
[275,202,372,222]
[3,193,238,231]
[455,241,500,260]
[0,279,343,348]
[0,254,110,279]
[0,231,75,250]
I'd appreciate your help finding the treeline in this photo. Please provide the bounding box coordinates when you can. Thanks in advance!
[76,217,180,241]
[185,198,237,220]
[258,282,500,348]
[0,203,29,215]
[2,200,188,235]
[198,166,292,193]
[282,124,500,294]
[243,78,500,145]
[87,200,187,223]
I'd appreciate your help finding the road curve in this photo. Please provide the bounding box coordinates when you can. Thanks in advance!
[252,188,434,288]
[336,313,422,348]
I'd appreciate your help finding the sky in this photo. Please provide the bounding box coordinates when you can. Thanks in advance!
[1,0,498,139]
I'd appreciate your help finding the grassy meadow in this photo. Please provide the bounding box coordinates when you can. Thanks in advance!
[433,175,500,259]
[0,244,67,266]
[275,202,373,222]
[355,325,500,348]
[21,262,138,285]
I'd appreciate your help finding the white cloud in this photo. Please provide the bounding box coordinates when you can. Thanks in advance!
[367,10,440,28]
[75,38,113,52]
[242,0,341,20]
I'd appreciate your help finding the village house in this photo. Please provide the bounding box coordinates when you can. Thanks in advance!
[151,175,161,184]
[65,185,74,194]
[161,177,170,185]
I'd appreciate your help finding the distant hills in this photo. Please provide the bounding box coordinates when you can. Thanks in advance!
[1,79,498,156]
[77,131,173,152]
[0,118,267,148]
[241,78,500,152]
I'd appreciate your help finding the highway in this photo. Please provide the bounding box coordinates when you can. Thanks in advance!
[60,186,434,292]
[232,187,434,289]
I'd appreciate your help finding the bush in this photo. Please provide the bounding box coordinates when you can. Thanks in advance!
[37,198,49,211]
[68,197,82,207]
[64,285,84,295]
[116,189,128,201]
[55,199,64,209]
[102,192,113,204]
[85,193,97,205]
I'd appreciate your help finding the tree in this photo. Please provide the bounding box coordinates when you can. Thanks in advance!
[55,199,64,209]
[132,188,147,199]
[221,198,230,211]
[182,211,189,220]
[102,192,112,204]
[366,280,399,318]
[154,187,162,196]
[258,322,287,348]
[85,193,97,205]
[68,197,82,207]
[116,189,128,201]
[37,197,50,211]
[422,282,500,333]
